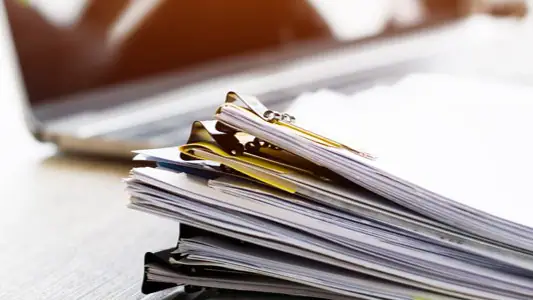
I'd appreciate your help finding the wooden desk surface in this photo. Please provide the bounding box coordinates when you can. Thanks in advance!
[0,36,179,300]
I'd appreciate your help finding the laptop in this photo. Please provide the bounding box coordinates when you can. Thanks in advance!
[1,0,531,158]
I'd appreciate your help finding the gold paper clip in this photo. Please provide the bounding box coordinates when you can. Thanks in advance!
[215,91,376,161]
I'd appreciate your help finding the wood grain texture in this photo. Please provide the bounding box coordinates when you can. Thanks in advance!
[0,156,180,300]
[0,22,179,299]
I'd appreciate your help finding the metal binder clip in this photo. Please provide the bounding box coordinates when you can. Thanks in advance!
[224,92,296,124]
[263,109,296,124]
[263,110,277,122]
[181,120,244,160]
[213,92,376,161]
[243,137,282,155]
[281,112,296,123]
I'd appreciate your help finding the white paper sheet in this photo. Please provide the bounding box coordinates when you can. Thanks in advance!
[126,167,533,299]
[215,74,533,252]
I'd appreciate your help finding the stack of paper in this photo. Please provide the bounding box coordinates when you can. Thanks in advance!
[125,73,533,300]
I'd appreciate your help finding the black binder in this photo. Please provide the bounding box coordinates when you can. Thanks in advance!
[141,224,347,300]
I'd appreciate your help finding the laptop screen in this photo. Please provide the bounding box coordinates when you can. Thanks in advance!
[3,0,469,113]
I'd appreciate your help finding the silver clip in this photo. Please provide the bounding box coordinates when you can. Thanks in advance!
[225,92,296,124]
[263,110,295,124]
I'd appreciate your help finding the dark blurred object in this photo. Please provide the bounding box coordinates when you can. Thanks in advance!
[388,0,528,29]
[5,0,114,105]
[5,0,528,106]
[106,0,333,89]
[471,0,529,17]
[6,0,333,105]
[2,0,530,158]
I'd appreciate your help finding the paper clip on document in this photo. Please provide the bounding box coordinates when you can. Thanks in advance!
[212,91,376,160]
[175,91,376,192]
[179,91,375,166]
[179,93,298,161]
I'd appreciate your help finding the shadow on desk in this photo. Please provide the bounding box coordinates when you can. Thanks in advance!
[39,151,148,176]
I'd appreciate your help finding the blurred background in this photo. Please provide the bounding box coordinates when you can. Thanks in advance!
[2,0,533,160]
[5,0,530,105]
